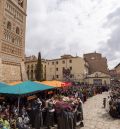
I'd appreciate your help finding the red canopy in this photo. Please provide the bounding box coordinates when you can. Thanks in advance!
[62,82,72,87]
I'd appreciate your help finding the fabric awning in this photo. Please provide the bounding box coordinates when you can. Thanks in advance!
[36,80,65,88]
[0,82,10,87]
[63,82,72,87]
[8,81,22,85]
[0,81,54,95]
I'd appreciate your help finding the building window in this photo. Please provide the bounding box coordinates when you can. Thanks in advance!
[27,65,29,69]
[70,67,72,70]
[62,60,65,64]
[12,38,14,43]
[27,70,29,79]
[56,75,59,78]
[70,74,74,78]
[56,68,58,71]
[69,60,72,63]
[7,21,11,30]
[31,65,33,69]
[94,79,102,85]
[16,27,20,34]
[56,61,58,64]
[63,67,65,70]
[31,70,33,80]
[52,62,54,65]
[72,74,74,78]
[18,0,23,8]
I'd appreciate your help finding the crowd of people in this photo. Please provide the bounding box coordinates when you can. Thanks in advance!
[106,85,120,118]
[0,84,109,129]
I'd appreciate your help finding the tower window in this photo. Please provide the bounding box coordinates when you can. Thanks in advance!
[31,65,33,69]
[56,68,58,71]
[18,0,23,8]
[27,70,29,79]
[56,75,59,78]
[16,27,20,34]
[12,38,14,43]
[27,65,29,69]
[7,21,11,30]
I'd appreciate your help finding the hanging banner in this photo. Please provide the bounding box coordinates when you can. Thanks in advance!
[27,95,37,101]
[48,91,53,95]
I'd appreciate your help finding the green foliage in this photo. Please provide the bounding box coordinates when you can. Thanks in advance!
[35,52,43,81]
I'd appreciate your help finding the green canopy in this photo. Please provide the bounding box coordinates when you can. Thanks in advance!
[0,81,54,95]
[0,82,10,87]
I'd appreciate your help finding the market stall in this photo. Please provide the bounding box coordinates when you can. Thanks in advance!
[0,81,54,95]
[37,80,65,88]
[0,81,55,129]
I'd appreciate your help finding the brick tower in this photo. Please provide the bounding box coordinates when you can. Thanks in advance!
[0,0,28,82]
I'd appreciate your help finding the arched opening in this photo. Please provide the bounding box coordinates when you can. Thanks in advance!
[27,65,29,69]
[104,80,107,85]
[7,21,11,30]
[18,0,23,8]
[31,65,33,70]
[27,70,29,80]
[12,38,14,43]
[16,27,20,34]
[31,70,33,80]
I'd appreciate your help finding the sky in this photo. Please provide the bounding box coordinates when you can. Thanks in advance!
[26,0,120,69]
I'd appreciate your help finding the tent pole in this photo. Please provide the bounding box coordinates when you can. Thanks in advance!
[18,96,20,114]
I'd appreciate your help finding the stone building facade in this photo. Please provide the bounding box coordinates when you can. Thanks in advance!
[25,56,46,81]
[85,72,110,85]
[109,63,120,81]
[0,0,27,82]
[115,63,120,74]
[25,55,89,82]
[84,52,109,74]
[46,55,89,82]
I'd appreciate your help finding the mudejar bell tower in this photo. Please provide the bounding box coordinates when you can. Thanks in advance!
[0,0,28,82]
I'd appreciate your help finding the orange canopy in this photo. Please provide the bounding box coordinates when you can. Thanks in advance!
[8,81,22,85]
[35,80,65,88]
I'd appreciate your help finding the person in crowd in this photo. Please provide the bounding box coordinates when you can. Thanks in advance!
[108,86,120,118]
[103,98,106,108]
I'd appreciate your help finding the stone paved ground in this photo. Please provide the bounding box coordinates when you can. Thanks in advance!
[80,92,120,129]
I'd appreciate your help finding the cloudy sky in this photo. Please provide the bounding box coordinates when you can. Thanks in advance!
[26,0,120,69]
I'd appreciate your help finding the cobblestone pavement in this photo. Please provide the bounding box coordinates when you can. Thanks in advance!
[80,92,120,129]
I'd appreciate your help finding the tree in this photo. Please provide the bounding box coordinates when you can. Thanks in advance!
[35,52,43,81]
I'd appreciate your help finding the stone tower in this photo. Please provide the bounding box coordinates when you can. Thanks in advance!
[0,0,28,82]
[84,52,109,74]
